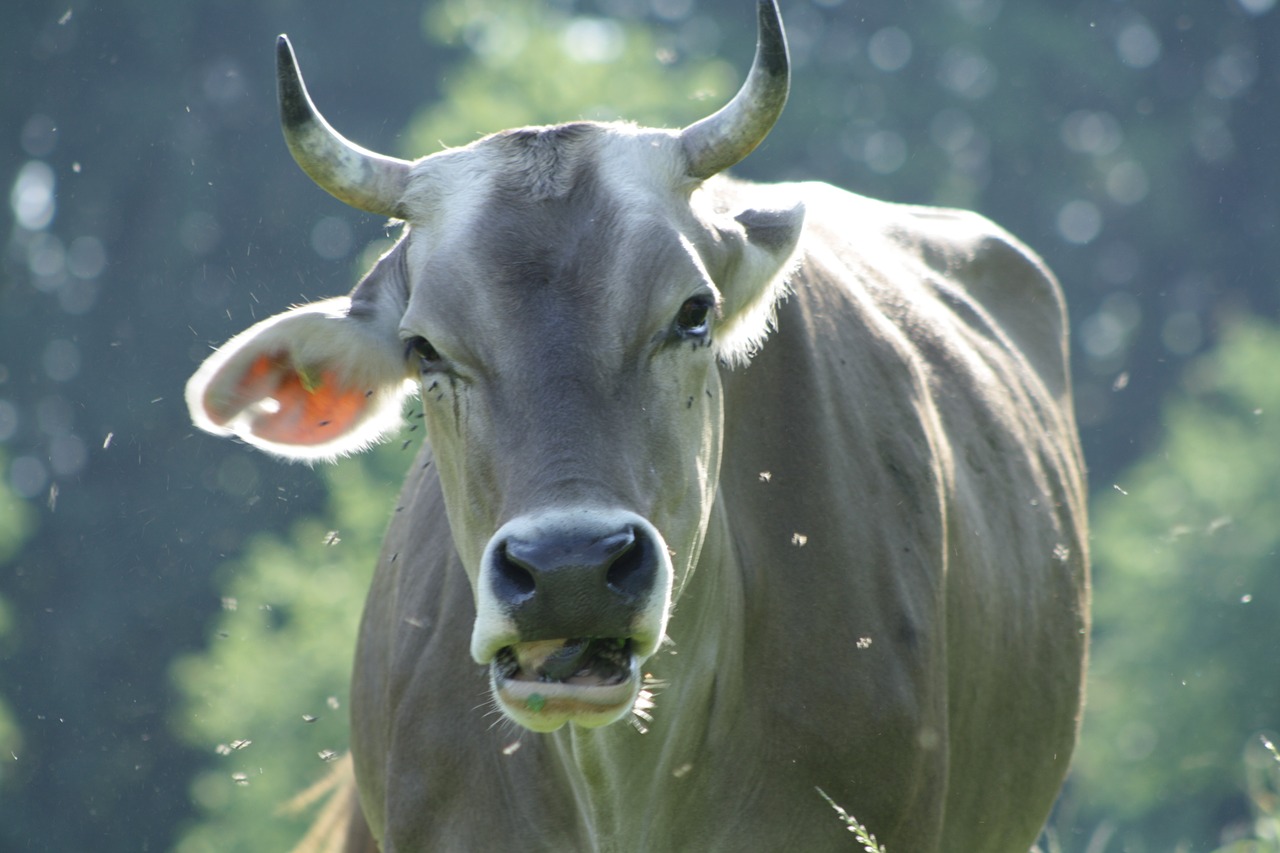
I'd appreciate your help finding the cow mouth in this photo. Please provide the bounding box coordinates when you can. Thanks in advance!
[491,638,640,732]
[495,637,634,685]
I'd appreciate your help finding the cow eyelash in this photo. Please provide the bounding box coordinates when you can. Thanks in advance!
[674,295,715,338]
[405,335,443,369]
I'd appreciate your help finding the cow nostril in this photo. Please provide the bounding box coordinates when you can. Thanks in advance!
[605,528,651,599]
[489,522,658,618]
[494,543,537,601]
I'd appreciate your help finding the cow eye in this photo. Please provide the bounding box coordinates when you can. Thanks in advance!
[405,335,442,369]
[674,296,713,337]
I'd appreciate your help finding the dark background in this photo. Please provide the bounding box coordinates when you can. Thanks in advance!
[2,0,1277,850]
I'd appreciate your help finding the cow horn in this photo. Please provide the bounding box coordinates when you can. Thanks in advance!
[680,0,789,180]
[276,35,411,218]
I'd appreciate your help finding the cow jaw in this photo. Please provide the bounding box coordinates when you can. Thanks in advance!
[491,638,641,732]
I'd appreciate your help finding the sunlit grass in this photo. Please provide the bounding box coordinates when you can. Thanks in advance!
[816,787,888,852]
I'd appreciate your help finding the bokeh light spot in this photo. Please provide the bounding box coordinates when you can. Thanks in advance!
[1080,292,1141,361]
[1106,161,1150,206]
[67,236,107,280]
[868,27,912,73]
[1236,0,1276,15]
[863,130,908,175]
[50,435,88,477]
[562,18,626,64]
[937,47,997,100]
[1057,199,1103,245]
[11,161,56,231]
[1115,20,1161,69]
[1060,110,1123,156]
[26,233,66,287]
[1204,45,1258,100]
[9,456,48,499]
[310,217,354,261]
[944,0,1003,26]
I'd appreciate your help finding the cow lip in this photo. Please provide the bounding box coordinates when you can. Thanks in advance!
[490,638,641,731]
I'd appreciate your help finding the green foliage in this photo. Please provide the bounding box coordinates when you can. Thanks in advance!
[1211,737,1280,853]
[0,450,36,790]
[1073,321,1280,850]
[0,451,36,566]
[0,592,22,791]
[406,0,734,152]
[169,447,410,853]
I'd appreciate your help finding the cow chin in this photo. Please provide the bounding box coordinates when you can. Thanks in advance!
[489,637,643,732]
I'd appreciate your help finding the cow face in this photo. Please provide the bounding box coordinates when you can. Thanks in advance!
[185,2,801,732]
[398,128,802,730]
[186,128,801,731]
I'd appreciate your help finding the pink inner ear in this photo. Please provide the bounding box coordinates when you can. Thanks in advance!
[224,353,373,447]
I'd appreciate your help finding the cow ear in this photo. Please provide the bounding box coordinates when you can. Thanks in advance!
[714,201,805,365]
[185,296,413,462]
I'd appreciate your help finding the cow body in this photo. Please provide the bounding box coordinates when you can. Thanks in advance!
[348,179,1087,852]
[185,5,1088,850]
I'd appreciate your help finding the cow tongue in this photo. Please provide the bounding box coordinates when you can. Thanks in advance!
[513,639,593,681]
[548,640,598,680]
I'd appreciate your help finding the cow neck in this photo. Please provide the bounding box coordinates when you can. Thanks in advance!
[545,498,746,847]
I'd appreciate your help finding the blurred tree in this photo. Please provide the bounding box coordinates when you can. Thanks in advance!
[407,0,735,150]
[170,445,407,853]
[0,448,37,792]
[1071,319,1280,851]
[1208,736,1280,853]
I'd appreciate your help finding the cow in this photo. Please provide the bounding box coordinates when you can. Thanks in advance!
[185,2,1089,850]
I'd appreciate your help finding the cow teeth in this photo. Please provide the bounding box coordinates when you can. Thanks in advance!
[494,646,519,679]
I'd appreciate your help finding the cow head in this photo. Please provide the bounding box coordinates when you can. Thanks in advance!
[185,0,802,732]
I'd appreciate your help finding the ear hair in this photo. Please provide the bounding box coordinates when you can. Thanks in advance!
[185,297,413,462]
[713,201,805,367]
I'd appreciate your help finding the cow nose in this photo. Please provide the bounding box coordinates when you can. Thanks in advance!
[488,521,658,639]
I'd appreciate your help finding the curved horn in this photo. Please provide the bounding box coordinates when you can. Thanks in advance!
[276,35,412,218]
[680,0,790,180]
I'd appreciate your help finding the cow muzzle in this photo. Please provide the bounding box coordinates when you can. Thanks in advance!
[471,510,672,732]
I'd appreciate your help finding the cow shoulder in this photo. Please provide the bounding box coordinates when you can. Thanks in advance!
[795,183,1070,404]
[892,204,1071,402]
